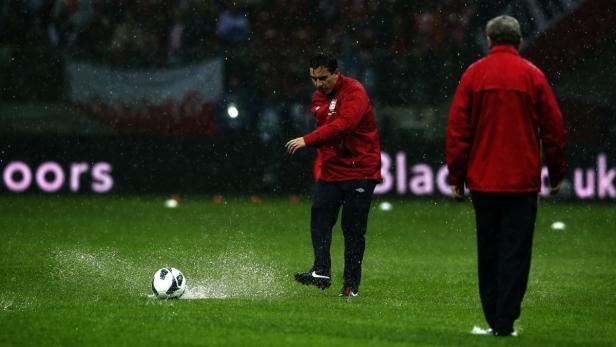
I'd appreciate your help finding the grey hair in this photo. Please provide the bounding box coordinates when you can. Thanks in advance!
[486,15,522,46]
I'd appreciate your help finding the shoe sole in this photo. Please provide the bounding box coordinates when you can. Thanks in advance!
[294,274,331,289]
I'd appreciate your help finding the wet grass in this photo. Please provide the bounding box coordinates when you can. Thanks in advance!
[0,195,614,346]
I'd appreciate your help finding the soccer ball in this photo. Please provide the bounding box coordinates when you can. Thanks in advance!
[151,267,186,299]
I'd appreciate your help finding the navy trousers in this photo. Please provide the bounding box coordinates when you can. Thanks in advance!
[311,179,377,289]
[471,192,538,334]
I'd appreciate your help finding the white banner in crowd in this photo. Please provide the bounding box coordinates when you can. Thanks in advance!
[66,59,222,136]
[67,59,223,104]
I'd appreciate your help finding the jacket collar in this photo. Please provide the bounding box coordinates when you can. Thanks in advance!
[489,45,520,56]
[332,73,346,95]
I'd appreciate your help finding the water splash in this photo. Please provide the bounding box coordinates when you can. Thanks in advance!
[51,248,148,296]
[181,245,286,299]
[51,245,287,300]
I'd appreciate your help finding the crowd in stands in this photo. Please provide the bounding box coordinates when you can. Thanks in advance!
[1,0,485,107]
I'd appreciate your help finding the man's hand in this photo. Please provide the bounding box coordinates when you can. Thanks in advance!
[550,182,562,196]
[285,137,306,154]
[450,184,465,201]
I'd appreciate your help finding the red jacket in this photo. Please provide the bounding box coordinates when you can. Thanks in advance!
[303,74,381,182]
[446,45,566,192]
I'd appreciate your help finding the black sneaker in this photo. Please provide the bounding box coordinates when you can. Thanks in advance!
[339,286,358,297]
[294,270,331,289]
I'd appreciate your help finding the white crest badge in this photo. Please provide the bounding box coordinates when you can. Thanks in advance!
[328,99,337,112]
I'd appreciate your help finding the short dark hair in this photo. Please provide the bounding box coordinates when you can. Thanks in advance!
[309,52,338,73]
[486,15,522,46]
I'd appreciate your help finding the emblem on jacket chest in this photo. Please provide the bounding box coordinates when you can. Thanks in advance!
[327,99,337,117]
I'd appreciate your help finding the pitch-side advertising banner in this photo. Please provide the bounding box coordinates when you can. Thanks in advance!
[374,152,616,200]
[1,150,614,200]
[2,161,113,193]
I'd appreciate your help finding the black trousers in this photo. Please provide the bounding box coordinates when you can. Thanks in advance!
[471,192,538,334]
[311,179,377,289]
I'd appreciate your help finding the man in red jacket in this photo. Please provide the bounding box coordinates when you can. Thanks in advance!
[286,52,381,297]
[446,15,566,336]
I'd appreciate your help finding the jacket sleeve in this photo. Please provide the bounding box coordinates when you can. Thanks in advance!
[446,70,473,186]
[303,88,368,146]
[537,77,567,186]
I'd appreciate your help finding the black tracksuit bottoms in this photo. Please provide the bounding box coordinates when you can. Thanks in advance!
[471,191,538,334]
[311,179,377,289]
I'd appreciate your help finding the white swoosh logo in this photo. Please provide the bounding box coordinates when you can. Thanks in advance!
[311,271,330,279]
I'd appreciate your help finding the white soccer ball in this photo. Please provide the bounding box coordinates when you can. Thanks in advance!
[151,267,186,299]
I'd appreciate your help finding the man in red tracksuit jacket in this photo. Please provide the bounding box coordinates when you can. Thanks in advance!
[446,16,566,336]
[286,52,381,297]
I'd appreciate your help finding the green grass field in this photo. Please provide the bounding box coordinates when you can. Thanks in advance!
[0,195,614,346]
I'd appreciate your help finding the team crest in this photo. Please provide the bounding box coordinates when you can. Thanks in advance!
[329,99,337,112]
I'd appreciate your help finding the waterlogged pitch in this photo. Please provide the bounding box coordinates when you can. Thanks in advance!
[0,196,614,346]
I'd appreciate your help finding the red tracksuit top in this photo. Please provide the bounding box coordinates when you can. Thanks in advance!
[303,74,382,182]
[446,45,566,192]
